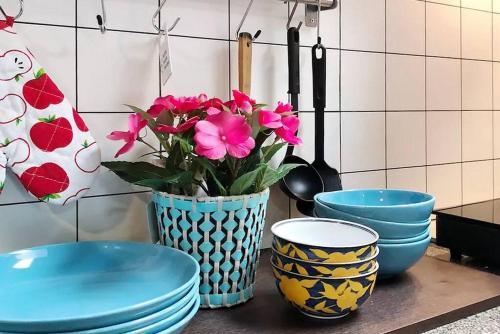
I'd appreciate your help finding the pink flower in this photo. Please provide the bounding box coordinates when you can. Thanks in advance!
[259,109,282,129]
[202,98,224,110]
[194,112,255,160]
[274,102,293,114]
[276,116,302,145]
[107,113,148,158]
[207,107,222,116]
[155,116,199,134]
[231,90,255,114]
[148,94,205,117]
[147,95,176,117]
[258,108,302,145]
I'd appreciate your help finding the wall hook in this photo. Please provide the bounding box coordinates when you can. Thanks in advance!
[153,0,181,34]
[96,0,106,34]
[0,0,24,21]
[287,0,303,30]
[235,0,260,42]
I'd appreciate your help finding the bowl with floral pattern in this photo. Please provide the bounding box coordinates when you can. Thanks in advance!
[271,218,379,264]
[271,260,378,319]
[271,246,378,278]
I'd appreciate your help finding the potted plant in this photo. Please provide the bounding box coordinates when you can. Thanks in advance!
[103,90,302,308]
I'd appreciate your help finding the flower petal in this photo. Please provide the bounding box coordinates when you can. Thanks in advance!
[107,131,131,141]
[114,140,135,158]
[281,115,300,133]
[226,137,255,158]
[195,120,220,137]
[207,107,222,116]
[195,142,227,160]
[259,110,282,129]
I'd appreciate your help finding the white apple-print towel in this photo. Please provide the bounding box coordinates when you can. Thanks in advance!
[0,17,101,205]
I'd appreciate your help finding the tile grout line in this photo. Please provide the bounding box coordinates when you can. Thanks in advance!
[424,0,428,194]
[75,0,79,242]
[384,0,388,189]
[460,0,464,206]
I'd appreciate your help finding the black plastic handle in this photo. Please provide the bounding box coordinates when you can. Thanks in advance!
[312,43,326,162]
[287,27,300,98]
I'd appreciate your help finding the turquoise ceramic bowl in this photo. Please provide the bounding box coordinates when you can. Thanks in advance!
[314,202,430,239]
[271,218,379,264]
[271,247,378,278]
[272,261,378,319]
[378,226,430,244]
[0,241,200,333]
[378,235,431,278]
[315,189,435,223]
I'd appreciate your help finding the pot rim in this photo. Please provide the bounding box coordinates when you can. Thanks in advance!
[152,188,270,202]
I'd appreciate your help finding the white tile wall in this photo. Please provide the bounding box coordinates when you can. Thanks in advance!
[2,0,500,252]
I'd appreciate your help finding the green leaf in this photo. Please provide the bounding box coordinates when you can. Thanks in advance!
[102,161,188,190]
[134,171,192,191]
[15,118,21,125]
[255,163,302,191]
[261,143,287,163]
[39,115,56,123]
[35,68,45,79]
[194,158,226,196]
[230,165,267,195]
[156,110,174,126]
[14,74,21,82]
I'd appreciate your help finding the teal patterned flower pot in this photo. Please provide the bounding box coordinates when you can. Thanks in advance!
[151,189,270,309]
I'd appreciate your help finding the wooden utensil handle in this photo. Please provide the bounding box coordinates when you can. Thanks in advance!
[238,32,253,95]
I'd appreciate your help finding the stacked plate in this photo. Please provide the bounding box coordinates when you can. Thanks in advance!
[0,241,200,334]
[270,218,379,319]
[315,189,435,278]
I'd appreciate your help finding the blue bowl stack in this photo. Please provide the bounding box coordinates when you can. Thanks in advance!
[314,189,435,278]
[0,241,201,334]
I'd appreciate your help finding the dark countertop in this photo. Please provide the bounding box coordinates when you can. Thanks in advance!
[185,249,500,334]
[435,199,500,227]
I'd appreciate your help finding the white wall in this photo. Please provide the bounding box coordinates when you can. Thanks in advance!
[1,0,499,252]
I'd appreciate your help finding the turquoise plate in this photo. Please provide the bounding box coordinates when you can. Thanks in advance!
[0,241,200,333]
[130,294,200,334]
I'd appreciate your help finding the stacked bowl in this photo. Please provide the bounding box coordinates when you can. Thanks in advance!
[314,189,435,278]
[0,241,200,334]
[270,218,379,319]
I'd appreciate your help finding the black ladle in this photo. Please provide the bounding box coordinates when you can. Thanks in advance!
[293,40,343,217]
[279,26,324,207]
[310,40,342,193]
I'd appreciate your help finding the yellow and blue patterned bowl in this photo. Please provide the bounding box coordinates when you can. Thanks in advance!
[271,260,378,319]
[271,218,379,263]
[271,246,378,278]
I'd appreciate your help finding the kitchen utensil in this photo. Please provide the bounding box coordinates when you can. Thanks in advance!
[272,247,378,278]
[279,24,324,211]
[377,235,431,278]
[271,260,378,319]
[271,218,379,263]
[238,32,253,94]
[315,189,435,222]
[314,201,430,239]
[311,40,342,192]
[0,241,199,333]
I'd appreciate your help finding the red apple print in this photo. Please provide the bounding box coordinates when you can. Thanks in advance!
[73,109,88,132]
[0,137,30,167]
[0,50,32,81]
[30,116,73,152]
[0,94,27,125]
[20,163,69,201]
[22,69,64,109]
[74,141,100,173]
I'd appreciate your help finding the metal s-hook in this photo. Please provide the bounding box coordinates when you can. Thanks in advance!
[96,0,106,34]
[235,0,260,43]
[153,0,181,34]
[0,0,24,21]
[286,0,302,30]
